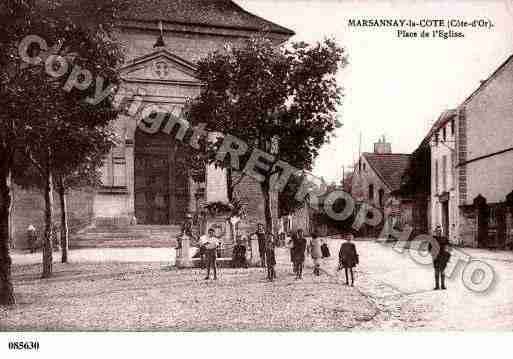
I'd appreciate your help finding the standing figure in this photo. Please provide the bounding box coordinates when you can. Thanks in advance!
[288,232,296,274]
[200,228,221,280]
[292,229,307,280]
[254,223,267,267]
[265,233,277,281]
[429,224,451,290]
[181,213,194,237]
[321,238,331,258]
[338,233,359,286]
[27,225,37,253]
[232,235,248,268]
[310,233,322,276]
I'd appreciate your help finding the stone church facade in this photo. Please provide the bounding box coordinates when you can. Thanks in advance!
[11,0,294,246]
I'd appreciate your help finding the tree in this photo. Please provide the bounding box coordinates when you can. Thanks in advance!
[55,147,114,264]
[187,37,346,234]
[1,0,124,285]
[0,0,35,306]
[17,138,115,265]
[278,172,309,218]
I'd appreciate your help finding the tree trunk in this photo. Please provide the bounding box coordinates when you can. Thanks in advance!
[261,180,274,235]
[226,167,233,202]
[58,178,68,263]
[0,154,15,305]
[9,190,15,249]
[42,153,54,278]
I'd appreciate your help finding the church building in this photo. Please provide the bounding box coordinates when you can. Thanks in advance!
[11,0,294,247]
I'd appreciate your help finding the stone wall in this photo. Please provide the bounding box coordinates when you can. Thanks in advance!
[11,186,95,249]
[507,212,513,249]
[118,27,249,64]
[459,206,477,247]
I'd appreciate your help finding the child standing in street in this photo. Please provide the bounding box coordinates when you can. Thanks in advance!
[265,233,276,281]
[310,233,322,276]
[321,238,331,258]
[293,229,307,280]
[200,228,221,280]
[338,233,359,286]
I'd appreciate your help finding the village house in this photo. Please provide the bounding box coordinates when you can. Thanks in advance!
[427,109,459,244]
[392,136,431,239]
[410,55,513,249]
[449,55,513,248]
[350,138,411,237]
[10,0,294,248]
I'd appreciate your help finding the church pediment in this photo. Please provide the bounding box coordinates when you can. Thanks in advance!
[120,50,200,85]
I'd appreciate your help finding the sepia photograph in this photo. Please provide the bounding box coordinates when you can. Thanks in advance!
[1,0,513,356]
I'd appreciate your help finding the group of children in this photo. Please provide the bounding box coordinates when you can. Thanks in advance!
[196,223,359,285]
[287,230,358,285]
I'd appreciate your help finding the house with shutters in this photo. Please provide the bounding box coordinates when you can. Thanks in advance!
[426,55,513,248]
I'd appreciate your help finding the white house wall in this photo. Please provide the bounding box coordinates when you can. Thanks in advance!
[463,58,513,204]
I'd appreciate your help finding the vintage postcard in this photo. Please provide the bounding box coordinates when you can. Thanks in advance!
[1,0,513,357]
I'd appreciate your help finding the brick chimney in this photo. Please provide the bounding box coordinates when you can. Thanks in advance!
[374,136,392,154]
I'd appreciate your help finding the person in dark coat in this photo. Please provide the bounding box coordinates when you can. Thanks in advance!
[288,232,296,274]
[265,233,277,281]
[254,223,267,267]
[232,236,248,268]
[338,233,359,286]
[321,238,331,258]
[310,233,322,276]
[429,225,451,290]
[293,229,307,280]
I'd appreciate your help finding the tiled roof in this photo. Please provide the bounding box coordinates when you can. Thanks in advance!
[36,0,294,36]
[420,109,457,146]
[363,153,411,191]
[119,0,295,35]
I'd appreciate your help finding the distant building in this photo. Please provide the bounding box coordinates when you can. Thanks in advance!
[351,138,411,237]
[280,174,348,237]
[393,133,431,238]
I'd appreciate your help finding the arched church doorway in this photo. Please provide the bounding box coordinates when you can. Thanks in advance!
[134,129,190,225]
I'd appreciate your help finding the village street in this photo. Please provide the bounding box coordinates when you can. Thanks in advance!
[351,240,513,330]
[2,239,513,330]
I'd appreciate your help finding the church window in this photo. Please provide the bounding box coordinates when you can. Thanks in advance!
[101,147,127,188]
[113,157,127,187]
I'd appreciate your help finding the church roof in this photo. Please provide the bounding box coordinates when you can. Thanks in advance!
[35,0,294,36]
[362,153,411,191]
[119,0,295,36]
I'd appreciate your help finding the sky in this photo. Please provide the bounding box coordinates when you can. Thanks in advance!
[236,0,513,183]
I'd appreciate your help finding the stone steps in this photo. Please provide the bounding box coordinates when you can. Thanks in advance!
[71,224,182,249]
